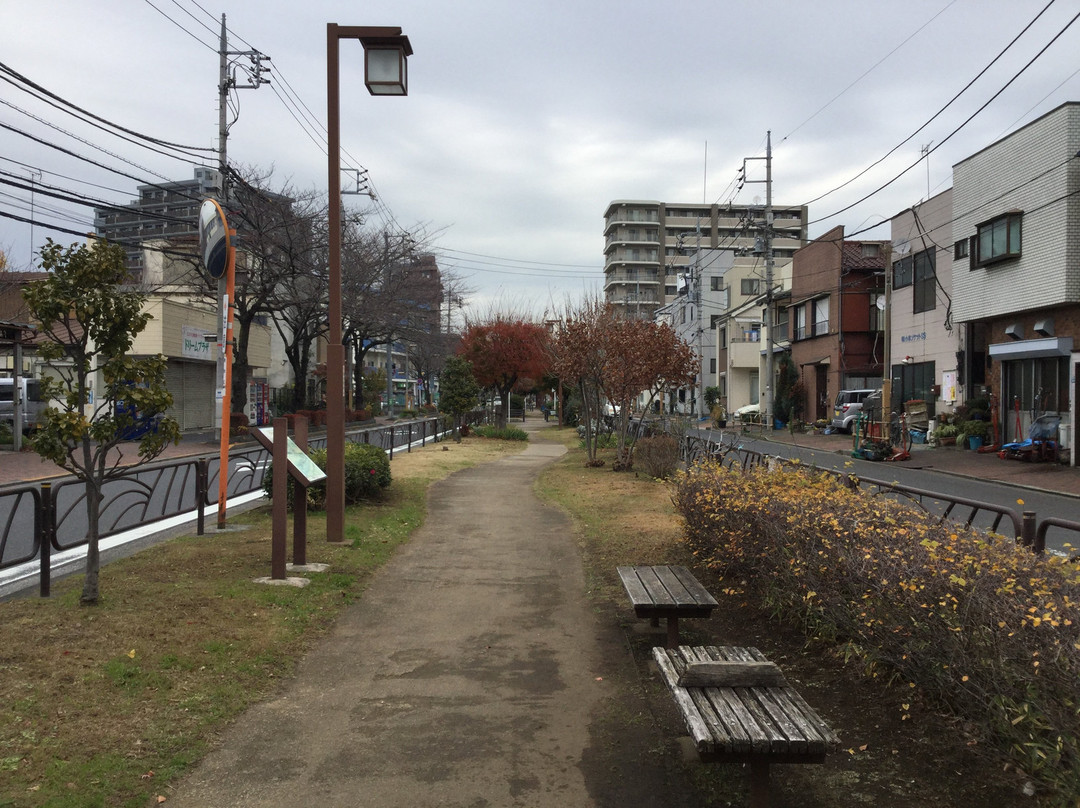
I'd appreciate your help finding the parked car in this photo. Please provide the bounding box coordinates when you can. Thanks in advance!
[0,377,46,434]
[830,388,878,432]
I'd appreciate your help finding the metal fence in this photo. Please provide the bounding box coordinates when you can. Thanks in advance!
[1,417,448,596]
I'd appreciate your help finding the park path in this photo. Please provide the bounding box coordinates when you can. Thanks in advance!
[167,423,615,807]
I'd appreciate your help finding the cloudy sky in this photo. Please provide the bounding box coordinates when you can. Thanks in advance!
[2,0,1079,319]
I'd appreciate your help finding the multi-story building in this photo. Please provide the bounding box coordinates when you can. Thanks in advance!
[603,200,806,321]
[714,258,794,419]
[604,200,806,414]
[94,167,221,279]
[951,101,1080,459]
[888,189,958,421]
[788,226,888,423]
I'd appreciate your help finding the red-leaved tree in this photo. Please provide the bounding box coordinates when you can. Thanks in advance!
[549,296,611,464]
[458,317,549,428]
[600,318,698,468]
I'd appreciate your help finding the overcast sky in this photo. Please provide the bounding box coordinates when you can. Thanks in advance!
[2,1,1079,320]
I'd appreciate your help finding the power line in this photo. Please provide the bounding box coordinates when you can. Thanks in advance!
[808,7,1080,228]
[139,0,216,52]
[801,0,1059,209]
[0,61,214,154]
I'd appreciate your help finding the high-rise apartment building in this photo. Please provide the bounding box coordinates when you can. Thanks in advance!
[602,200,807,321]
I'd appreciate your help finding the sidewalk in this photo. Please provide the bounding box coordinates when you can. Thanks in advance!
[0,429,220,486]
[745,424,1080,497]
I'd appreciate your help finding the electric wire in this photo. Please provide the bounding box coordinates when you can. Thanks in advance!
[808,8,1080,227]
[801,0,1059,209]
[0,61,214,154]
[140,0,216,52]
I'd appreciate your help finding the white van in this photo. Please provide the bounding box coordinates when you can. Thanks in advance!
[0,377,47,433]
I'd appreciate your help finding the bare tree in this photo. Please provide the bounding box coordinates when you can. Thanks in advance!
[225,167,327,416]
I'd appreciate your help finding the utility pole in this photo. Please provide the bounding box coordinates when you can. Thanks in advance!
[764,131,775,430]
[215,14,270,437]
[740,131,776,428]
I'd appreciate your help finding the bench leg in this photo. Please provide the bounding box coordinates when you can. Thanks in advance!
[666,616,680,648]
[749,759,769,808]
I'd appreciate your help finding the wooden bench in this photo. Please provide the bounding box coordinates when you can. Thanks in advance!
[653,644,840,808]
[617,565,718,647]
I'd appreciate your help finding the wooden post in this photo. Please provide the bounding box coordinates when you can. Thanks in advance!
[293,416,308,566]
[271,417,288,579]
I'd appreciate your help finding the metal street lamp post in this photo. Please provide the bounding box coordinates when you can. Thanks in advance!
[326,23,411,542]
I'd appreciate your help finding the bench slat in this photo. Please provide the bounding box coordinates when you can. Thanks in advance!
[653,646,715,752]
[670,565,720,607]
[722,646,832,754]
[616,566,655,607]
[678,660,786,688]
[691,647,774,754]
[652,565,700,606]
[635,566,678,607]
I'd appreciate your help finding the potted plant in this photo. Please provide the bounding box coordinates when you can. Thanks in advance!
[961,419,991,450]
[932,423,960,446]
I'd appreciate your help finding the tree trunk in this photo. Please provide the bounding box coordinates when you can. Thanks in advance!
[80,480,102,605]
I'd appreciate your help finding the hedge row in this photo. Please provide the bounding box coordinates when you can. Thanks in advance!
[673,461,1080,803]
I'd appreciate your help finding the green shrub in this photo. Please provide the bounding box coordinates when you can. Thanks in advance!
[634,435,680,479]
[263,441,391,509]
[673,462,1080,800]
[472,425,528,441]
[961,420,991,440]
[0,422,11,444]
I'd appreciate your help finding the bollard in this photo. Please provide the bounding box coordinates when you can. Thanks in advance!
[1021,510,1037,550]
[196,458,208,536]
[39,482,52,598]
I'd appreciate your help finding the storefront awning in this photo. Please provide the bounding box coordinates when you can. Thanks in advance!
[989,336,1073,361]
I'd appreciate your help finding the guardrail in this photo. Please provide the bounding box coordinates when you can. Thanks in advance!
[1,417,446,596]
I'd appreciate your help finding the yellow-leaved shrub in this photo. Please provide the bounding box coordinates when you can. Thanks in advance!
[673,461,1080,802]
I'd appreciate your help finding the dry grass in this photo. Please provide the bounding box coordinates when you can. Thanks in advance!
[535,427,685,603]
[0,437,520,808]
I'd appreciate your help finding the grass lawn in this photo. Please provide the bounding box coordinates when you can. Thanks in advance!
[0,437,520,808]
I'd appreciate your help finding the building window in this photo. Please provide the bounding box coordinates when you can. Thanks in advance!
[793,306,806,340]
[813,297,829,336]
[709,358,716,374]
[719,327,727,348]
[740,278,761,296]
[710,315,722,330]
[710,276,723,292]
[953,239,968,260]
[773,307,789,342]
[893,254,913,289]
[975,212,1022,266]
[913,248,936,313]
[861,243,880,258]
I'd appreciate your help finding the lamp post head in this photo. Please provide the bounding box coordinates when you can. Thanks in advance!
[364,43,410,95]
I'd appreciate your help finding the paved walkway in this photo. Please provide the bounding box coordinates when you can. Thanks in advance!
[167,420,616,807]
